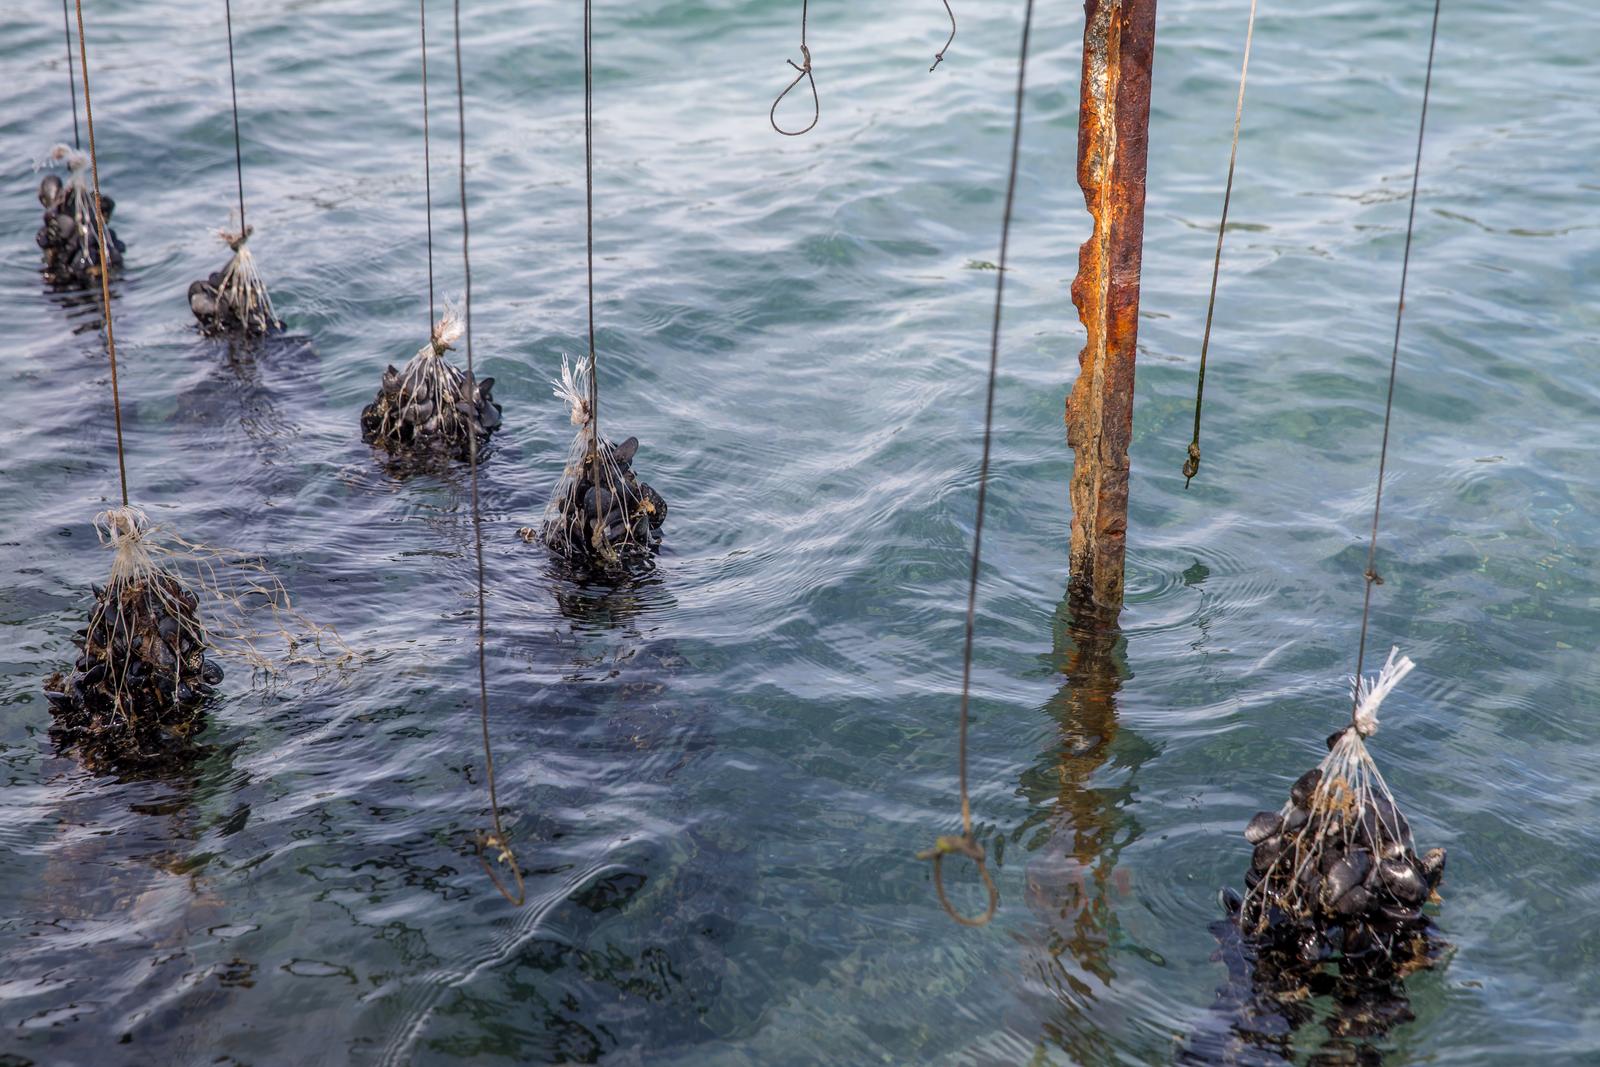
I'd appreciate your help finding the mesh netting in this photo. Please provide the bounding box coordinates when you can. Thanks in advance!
[44,506,356,771]
[35,145,125,287]
[189,226,283,337]
[360,305,502,461]
[533,356,666,566]
[1236,649,1446,965]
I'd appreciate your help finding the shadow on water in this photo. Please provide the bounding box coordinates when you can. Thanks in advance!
[1017,595,1160,1064]
[375,564,730,1066]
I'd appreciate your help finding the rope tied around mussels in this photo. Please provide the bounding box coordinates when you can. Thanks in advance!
[524,355,666,567]
[360,304,503,461]
[1234,649,1446,970]
[188,223,283,338]
[44,506,358,771]
[35,143,125,287]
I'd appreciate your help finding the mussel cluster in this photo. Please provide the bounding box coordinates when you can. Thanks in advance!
[540,435,667,563]
[36,171,126,287]
[188,235,283,337]
[360,353,502,461]
[43,573,223,766]
[1237,747,1446,968]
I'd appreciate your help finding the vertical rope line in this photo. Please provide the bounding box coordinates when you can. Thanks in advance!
[1183,0,1258,488]
[958,0,1032,842]
[61,0,81,149]
[1353,0,1442,711]
[224,0,246,235]
[420,0,436,326]
[455,0,522,907]
[584,0,600,496]
[73,0,128,508]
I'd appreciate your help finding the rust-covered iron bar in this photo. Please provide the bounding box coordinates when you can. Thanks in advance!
[1067,0,1158,615]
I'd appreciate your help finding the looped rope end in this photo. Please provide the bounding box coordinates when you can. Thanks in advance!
[771,44,819,137]
[917,833,998,927]
[1183,441,1201,487]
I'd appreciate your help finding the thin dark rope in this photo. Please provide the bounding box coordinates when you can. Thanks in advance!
[930,0,956,72]
[73,0,128,508]
[917,0,1035,930]
[455,0,523,907]
[585,0,600,498]
[1353,0,1441,714]
[1183,0,1258,489]
[420,0,436,326]
[770,0,818,136]
[61,0,80,149]
[224,0,246,236]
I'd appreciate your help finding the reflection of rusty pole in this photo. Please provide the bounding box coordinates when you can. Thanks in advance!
[1067,0,1158,615]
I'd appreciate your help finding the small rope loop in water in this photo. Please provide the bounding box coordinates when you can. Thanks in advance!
[476,829,527,907]
[770,46,818,136]
[917,834,998,928]
[930,0,956,72]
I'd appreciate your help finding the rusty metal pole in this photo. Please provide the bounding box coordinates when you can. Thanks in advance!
[1067,0,1158,616]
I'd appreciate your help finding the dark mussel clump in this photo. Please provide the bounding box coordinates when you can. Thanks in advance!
[44,569,222,770]
[535,433,667,564]
[1234,651,1445,979]
[361,310,501,462]
[36,149,126,287]
[189,227,283,337]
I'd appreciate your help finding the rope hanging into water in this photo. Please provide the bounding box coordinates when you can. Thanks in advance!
[420,0,436,327]
[930,0,956,72]
[1352,0,1442,711]
[584,0,602,500]
[60,0,81,149]
[223,0,247,237]
[916,0,1036,930]
[1182,0,1259,488]
[770,0,818,136]
[454,0,523,908]
[72,0,129,509]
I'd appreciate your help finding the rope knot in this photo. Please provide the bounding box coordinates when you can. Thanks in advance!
[219,224,253,252]
[1182,441,1201,486]
[916,832,998,927]
[1365,567,1384,586]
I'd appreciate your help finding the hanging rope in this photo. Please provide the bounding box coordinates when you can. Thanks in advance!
[420,0,436,327]
[1352,0,1441,708]
[770,0,818,137]
[60,0,81,149]
[454,0,523,908]
[584,0,602,502]
[1182,0,1259,489]
[916,0,1036,929]
[72,0,128,508]
[223,0,247,237]
[930,0,956,72]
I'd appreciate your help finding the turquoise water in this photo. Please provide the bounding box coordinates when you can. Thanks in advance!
[2,0,1597,1063]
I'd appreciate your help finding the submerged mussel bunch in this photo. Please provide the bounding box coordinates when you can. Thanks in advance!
[188,227,283,337]
[44,572,222,767]
[36,155,126,287]
[539,435,667,564]
[360,310,501,462]
[1236,740,1446,970]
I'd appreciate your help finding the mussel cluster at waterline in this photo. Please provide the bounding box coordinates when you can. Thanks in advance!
[527,357,666,565]
[44,509,222,768]
[36,147,126,287]
[361,308,502,461]
[188,226,283,337]
[1229,650,1445,973]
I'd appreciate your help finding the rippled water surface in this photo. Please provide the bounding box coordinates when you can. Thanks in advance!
[3,1,1598,1064]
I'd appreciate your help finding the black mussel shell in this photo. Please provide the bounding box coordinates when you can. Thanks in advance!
[1335,884,1373,917]
[1420,847,1446,889]
[39,174,63,206]
[1284,804,1309,832]
[1323,850,1371,904]
[1378,857,1426,904]
[202,660,224,686]
[1290,768,1323,807]
[1251,835,1285,873]
[1245,810,1282,844]
[1219,886,1243,915]
[1380,901,1423,925]
[614,435,639,466]
[1327,726,1352,751]
[1343,921,1379,957]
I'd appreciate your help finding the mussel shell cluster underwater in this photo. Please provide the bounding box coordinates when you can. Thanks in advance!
[36,170,125,287]
[1233,735,1447,974]
[539,434,667,565]
[43,572,223,771]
